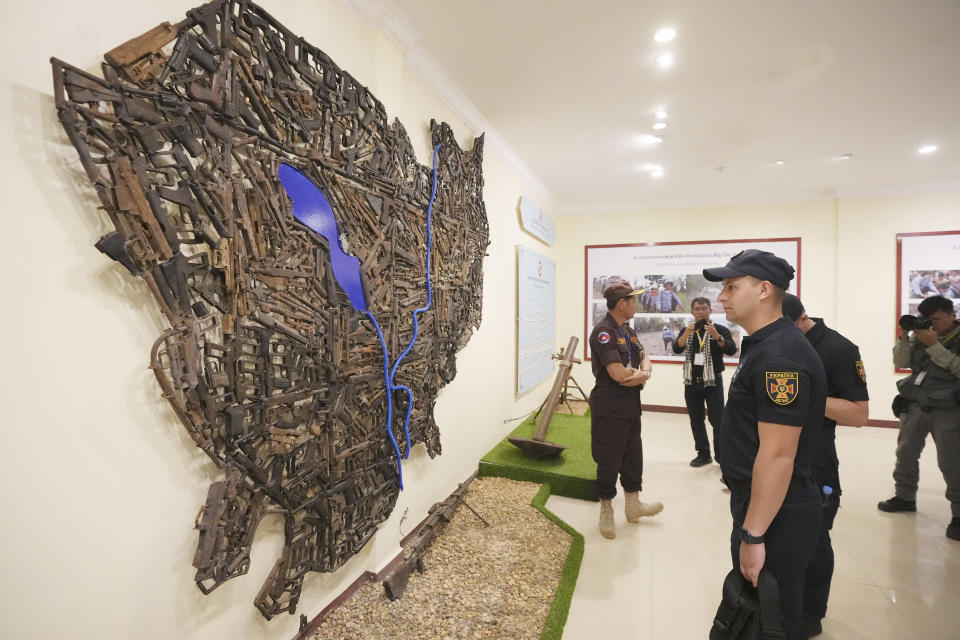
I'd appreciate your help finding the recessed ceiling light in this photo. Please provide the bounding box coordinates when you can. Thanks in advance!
[917,145,938,154]
[774,160,785,166]
[655,53,674,69]
[654,28,676,43]
[651,168,665,178]
[637,134,663,146]
[652,122,667,130]
[838,153,853,160]
[655,109,668,120]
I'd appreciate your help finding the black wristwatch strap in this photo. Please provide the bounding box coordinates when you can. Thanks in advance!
[739,527,764,544]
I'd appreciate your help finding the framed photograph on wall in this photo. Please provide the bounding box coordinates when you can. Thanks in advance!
[895,230,960,372]
[584,238,801,363]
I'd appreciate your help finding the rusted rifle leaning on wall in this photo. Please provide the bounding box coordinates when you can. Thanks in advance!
[381,472,486,601]
[51,0,489,620]
[509,336,580,459]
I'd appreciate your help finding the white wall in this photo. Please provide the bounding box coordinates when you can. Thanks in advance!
[0,1,557,638]
[555,191,960,423]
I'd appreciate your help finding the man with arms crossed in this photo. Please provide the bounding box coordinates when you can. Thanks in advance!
[703,250,826,640]
[782,294,869,638]
[588,282,664,539]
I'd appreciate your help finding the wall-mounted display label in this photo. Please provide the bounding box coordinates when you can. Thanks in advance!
[518,195,556,246]
[517,245,557,395]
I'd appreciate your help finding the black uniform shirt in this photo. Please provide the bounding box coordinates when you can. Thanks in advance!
[671,322,738,376]
[589,312,644,419]
[719,317,827,484]
[804,318,869,485]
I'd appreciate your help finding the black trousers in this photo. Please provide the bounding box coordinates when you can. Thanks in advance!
[684,376,725,458]
[804,464,841,620]
[591,414,643,500]
[729,479,822,640]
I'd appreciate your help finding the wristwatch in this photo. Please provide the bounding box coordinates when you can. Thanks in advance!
[739,527,764,544]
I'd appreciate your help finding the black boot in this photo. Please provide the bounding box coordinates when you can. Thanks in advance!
[947,517,960,541]
[877,496,916,512]
[689,453,712,467]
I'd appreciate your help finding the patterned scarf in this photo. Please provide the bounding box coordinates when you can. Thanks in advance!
[683,328,716,387]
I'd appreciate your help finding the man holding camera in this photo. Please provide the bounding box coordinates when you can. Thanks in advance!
[879,296,960,541]
[782,294,869,638]
[673,297,738,466]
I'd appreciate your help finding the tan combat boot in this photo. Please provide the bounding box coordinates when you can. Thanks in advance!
[625,491,664,522]
[599,499,616,539]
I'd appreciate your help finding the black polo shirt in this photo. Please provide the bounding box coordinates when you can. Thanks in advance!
[719,317,827,484]
[589,312,644,419]
[804,318,869,481]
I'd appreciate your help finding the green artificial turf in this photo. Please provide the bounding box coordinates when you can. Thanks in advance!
[479,411,597,501]
[532,483,585,640]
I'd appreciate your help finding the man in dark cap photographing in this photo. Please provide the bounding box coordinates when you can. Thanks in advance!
[703,249,826,640]
[879,295,960,542]
[588,282,664,539]
[782,294,870,637]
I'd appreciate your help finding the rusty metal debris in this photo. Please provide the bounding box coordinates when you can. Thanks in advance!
[381,472,481,601]
[51,0,489,620]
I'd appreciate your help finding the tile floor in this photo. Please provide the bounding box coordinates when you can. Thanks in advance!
[547,413,960,640]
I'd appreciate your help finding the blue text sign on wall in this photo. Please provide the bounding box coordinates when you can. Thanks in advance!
[518,196,556,246]
[517,245,557,395]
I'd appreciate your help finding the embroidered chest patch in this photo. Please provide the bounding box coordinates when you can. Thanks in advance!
[766,371,799,405]
[856,360,866,382]
[598,331,611,344]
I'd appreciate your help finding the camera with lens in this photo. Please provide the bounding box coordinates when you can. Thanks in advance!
[899,314,933,332]
[694,318,709,331]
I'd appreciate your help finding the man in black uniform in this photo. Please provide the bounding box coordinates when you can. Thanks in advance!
[703,250,826,640]
[673,297,739,466]
[782,294,870,638]
[589,282,664,539]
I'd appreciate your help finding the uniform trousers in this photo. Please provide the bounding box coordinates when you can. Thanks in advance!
[591,414,643,500]
[893,404,960,517]
[803,492,839,620]
[729,478,822,640]
[684,376,724,459]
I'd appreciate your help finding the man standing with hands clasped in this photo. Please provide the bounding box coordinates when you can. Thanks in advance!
[588,282,664,540]
[674,297,738,467]
[782,294,870,638]
[703,250,826,640]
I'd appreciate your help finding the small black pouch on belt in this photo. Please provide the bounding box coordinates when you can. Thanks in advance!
[710,569,785,640]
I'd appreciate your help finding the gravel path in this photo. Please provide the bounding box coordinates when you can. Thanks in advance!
[311,477,572,640]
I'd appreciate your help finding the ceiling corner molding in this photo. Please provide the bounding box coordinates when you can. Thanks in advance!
[337,0,558,212]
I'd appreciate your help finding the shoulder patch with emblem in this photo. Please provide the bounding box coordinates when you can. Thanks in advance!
[856,360,866,382]
[766,371,799,405]
[598,331,610,344]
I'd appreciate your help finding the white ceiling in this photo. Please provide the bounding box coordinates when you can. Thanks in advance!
[348,0,960,213]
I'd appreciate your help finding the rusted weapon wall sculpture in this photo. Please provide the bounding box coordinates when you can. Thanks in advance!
[51,0,489,620]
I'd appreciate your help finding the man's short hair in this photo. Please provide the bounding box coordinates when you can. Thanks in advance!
[770,285,786,305]
[691,297,711,308]
[918,295,955,316]
[607,296,628,310]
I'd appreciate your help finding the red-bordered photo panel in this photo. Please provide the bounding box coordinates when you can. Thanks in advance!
[584,238,801,363]
[895,230,960,373]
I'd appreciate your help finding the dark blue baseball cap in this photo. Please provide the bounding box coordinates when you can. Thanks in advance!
[702,249,795,289]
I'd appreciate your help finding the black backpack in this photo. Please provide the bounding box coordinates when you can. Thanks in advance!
[710,569,784,640]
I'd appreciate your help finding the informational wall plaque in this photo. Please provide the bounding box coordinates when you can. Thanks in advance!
[518,196,556,246]
[517,245,556,394]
